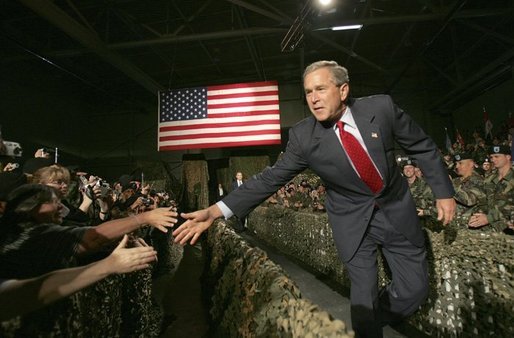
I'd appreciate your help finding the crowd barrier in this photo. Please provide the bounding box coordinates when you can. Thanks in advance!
[201,220,354,337]
[248,205,514,337]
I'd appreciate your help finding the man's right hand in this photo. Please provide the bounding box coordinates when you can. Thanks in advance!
[173,204,222,246]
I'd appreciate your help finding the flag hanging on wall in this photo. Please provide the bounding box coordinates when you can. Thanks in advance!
[157,81,281,151]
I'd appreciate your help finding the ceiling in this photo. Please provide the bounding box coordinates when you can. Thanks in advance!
[1,0,514,160]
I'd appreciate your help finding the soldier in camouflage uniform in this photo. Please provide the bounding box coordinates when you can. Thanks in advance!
[451,153,487,227]
[401,160,435,218]
[468,145,514,232]
[480,157,494,179]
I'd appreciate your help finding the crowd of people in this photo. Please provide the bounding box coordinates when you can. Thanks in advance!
[404,128,514,234]
[1,119,513,335]
[0,147,178,335]
[265,180,327,212]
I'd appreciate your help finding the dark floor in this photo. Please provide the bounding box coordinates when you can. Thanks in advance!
[155,243,209,338]
[155,231,408,337]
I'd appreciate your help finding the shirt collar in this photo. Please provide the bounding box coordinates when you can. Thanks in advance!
[333,107,356,130]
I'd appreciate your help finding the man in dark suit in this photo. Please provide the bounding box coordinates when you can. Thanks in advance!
[173,60,456,337]
[230,171,246,232]
[232,171,244,191]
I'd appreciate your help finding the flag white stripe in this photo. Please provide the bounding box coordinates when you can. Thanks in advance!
[208,95,278,105]
[209,104,279,114]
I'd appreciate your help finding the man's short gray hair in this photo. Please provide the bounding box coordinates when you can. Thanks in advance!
[303,60,349,86]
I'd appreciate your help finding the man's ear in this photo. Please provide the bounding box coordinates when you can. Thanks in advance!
[340,83,350,102]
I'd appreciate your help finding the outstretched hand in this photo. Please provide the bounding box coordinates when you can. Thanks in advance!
[143,207,179,233]
[172,205,222,246]
[106,235,158,274]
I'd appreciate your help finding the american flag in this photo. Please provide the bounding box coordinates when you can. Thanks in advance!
[158,81,281,151]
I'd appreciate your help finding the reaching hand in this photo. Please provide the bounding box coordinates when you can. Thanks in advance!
[436,198,456,225]
[106,235,157,274]
[172,205,222,246]
[141,207,178,233]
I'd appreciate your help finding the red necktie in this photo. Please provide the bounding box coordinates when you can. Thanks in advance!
[337,121,383,193]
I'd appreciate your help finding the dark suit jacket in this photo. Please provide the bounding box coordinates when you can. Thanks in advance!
[231,180,245,192]
[223,95,454,262]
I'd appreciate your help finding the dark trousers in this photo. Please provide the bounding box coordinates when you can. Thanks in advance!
[345,208,428,338]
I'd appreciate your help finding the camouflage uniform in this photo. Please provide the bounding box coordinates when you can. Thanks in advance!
[483,167,514,231]
[452,172,487,227]
[409,176,435,215]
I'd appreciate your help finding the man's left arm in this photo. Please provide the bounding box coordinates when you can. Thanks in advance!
[387,96,456,224]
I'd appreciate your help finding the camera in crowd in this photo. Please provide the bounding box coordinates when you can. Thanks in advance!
[79,175,112,200]
[2,141,23,157]
[140,197,153,207]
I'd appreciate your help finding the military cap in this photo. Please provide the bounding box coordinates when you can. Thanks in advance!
[401,159,417,168]
[453,153,473,161]
[482,158,491,164]
[489,145,511,155]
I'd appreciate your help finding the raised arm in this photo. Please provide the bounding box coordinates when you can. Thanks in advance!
[0,235,157,321]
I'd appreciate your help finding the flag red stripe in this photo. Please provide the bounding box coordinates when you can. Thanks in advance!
[159,119,280,132]
[208,99,279,109]
[208,90,278,100]
[159,129,280,142]
[208,81,277,91]
[159,139,281,151]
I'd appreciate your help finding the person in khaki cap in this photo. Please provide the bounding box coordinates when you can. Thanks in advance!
[468,145,514,231]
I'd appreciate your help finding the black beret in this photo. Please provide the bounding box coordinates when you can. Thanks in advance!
[489,145,511,155]
[401,159,417,168]
[453,153,473,161]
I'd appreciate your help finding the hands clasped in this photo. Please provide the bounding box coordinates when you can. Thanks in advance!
[172,205,221,246]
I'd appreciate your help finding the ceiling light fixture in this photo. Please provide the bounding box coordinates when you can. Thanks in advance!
[331,24,363,31]
[318,0,333,6]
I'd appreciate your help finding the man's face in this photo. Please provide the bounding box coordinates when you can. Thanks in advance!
[482,162,491,171]
[402,165,415,178]
[455,159,474,177]
[304,67,349,123]
[236,172,243,181]
[490,154,511,169]
[31,193,63,224]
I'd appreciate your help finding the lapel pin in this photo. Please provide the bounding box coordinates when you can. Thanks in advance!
[371,132,378,138]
